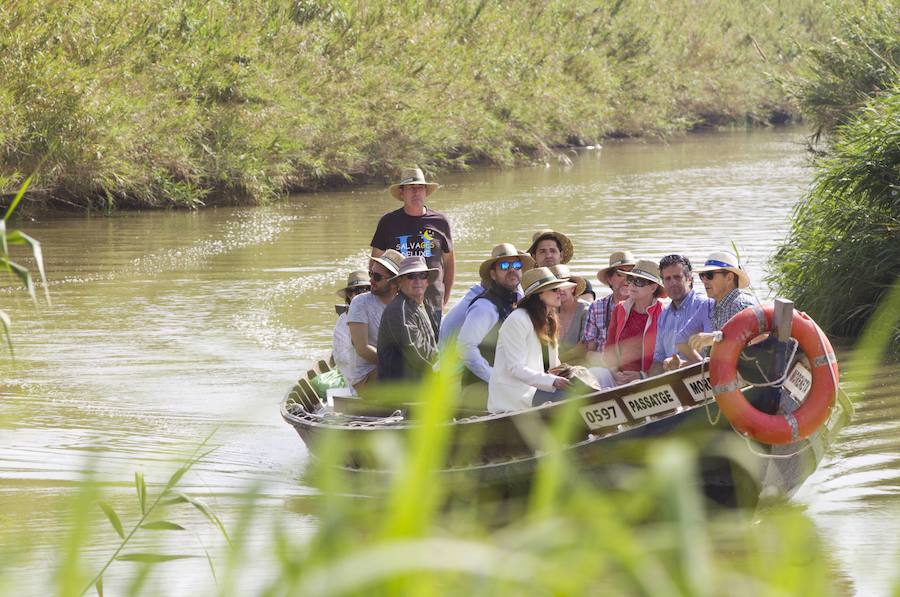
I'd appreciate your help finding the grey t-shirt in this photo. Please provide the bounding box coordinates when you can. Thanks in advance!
[346,292,388,384]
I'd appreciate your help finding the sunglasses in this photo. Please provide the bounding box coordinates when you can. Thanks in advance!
[368,271,388,282]
[348,286,370,295]
[497,260,523,271]
[403,272,430,281]
[627,276,653,287]
[699,270,727,280]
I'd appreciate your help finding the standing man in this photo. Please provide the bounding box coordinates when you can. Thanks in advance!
[346,249,404,393]
[676,250,756,361]
[371,167,454,326]
[649,254,714,375]
[458,244,534,406]
[377,256,440,382]
[583,251,636,355]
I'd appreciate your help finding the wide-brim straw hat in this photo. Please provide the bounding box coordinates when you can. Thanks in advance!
[478,243,535,283]
[370,248,405,276]
[622,259,668,298]
[388,167,440,201]
[596,250,637,286]
[527,230,574,264]
[391,255,439,283]
[521,266,576,299]
[336,270,371,299]
[694,251,751,289]
[549,264,587,297]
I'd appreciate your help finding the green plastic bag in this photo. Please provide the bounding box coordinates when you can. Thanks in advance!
[309,368,347,399]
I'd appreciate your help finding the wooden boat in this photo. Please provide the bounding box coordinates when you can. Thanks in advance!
[281,301,851,507]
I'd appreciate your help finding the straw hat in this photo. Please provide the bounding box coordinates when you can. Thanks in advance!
[391,255,439,283]
[596,250,637,285]
[521,267,576,299]
[370,248,405,276]
[478,243,535,283]
[527,230,574,264]
[549,264,587,297]
[388,166,440,201]
[622,259,668,298]
[694,251,750,289]
[336,270,371,300]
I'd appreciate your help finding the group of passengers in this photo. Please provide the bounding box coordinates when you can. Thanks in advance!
[332,167,756,413]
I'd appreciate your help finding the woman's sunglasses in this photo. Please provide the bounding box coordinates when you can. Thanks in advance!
[627,276,653,287]
[497,260,523,271]
[348,286,370,295]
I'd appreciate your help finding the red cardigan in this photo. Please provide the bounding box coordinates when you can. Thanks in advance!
[603,299,663,374]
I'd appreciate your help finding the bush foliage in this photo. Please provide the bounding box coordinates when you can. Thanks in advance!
[769,1,899,350]
[0,0,837,208]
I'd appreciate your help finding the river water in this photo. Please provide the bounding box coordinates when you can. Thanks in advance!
[1,127,897,594]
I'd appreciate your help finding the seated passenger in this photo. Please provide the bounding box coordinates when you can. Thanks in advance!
[488,267,574,412]
[458,244,534,407]
[649,254,714,375]
[346,249,404,392]
[332,270,371,384]
[675,250,756,361]
[583,251,636,355]
[549,264,590,364]
[602,259,666,385]
[377,256,440,382]
[526,229,596,298]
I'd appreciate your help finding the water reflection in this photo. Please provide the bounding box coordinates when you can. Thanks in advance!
[1,127,897,594]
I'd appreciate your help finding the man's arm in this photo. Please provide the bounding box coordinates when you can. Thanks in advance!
[442,249,455,308]
[457,302,497,383]
[349,322,377,364]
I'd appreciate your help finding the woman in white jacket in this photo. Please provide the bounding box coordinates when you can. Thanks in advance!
[488,267,575,412]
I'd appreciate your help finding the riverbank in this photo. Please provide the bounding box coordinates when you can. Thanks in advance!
[1,0,838,210]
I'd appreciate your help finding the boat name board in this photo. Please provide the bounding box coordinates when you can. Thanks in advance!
[783,362,812,404]
[622,385,679,418]
[579,399,628,430]
[682,372,713,403]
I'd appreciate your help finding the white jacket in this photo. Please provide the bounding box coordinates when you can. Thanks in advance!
[488,308,560,412]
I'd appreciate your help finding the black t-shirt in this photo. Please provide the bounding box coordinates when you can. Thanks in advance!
[370,207,453,313]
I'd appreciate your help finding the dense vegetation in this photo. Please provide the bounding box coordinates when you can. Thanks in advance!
[769,0,899,351]
[0,0,837,209]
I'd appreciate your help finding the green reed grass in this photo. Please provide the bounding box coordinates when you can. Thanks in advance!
[1,0,839,209]
[787,0,899,138]
[768,83,899,352]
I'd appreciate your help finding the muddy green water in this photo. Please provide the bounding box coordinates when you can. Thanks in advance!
[1,127,898,594]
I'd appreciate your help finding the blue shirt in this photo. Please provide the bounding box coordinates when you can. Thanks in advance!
[438,282,523,349]
[655,289,714,362]
[673,288,757,348]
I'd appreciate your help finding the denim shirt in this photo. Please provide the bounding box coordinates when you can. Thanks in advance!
[674,287,757,349]
[653,289,714,362]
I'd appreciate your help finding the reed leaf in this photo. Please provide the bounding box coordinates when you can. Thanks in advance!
[139,521,185,531]
[97,502,125,540]
[135,472,146,515]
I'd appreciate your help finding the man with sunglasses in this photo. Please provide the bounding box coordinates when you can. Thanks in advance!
[675,250,756,362]
[346,249,403,392]
[649,254,714,375]
[377,256,440,382]
[457,244,534,406]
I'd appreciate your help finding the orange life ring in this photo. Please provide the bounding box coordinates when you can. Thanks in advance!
[708,304,838,445]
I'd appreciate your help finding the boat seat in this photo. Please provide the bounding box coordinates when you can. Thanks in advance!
[317,359,330,373]
[295,378,322,410]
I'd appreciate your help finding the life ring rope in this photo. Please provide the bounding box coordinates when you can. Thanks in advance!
[709,303,839,445]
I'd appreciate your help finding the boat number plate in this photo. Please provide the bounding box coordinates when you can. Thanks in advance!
[783,362,812,404]
[682,372,713,402]
[579,399,628,430]
[622,385,679,418]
